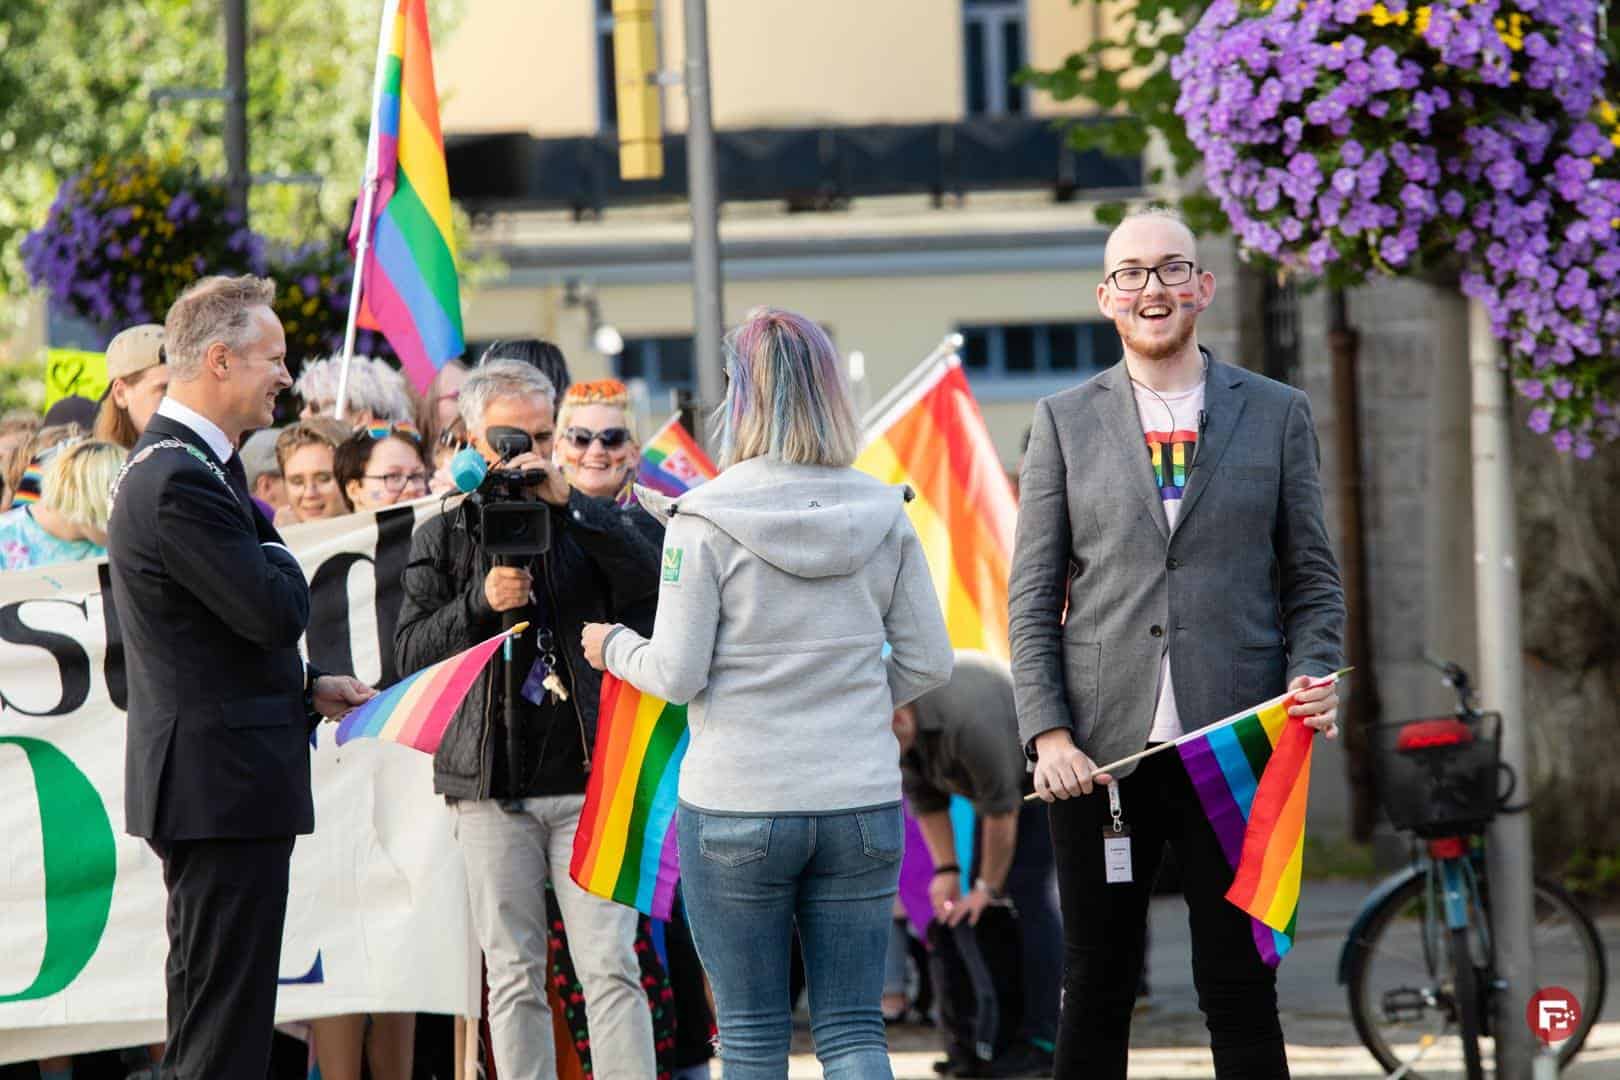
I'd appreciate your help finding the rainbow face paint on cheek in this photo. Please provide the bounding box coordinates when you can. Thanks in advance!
[1112,298,1135,316]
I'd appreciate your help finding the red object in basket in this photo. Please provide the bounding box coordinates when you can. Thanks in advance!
[1396,718,1475,750]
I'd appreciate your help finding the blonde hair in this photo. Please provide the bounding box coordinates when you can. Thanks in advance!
[93,365,164,450]
[718,307,859,468]
[164,275,277,380]
[274,417,350,473]
[41,440,125,531]
[556,378,638,441]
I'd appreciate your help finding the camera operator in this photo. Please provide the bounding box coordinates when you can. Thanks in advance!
[395,359,660,1080]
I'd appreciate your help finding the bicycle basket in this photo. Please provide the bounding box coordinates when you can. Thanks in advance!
[1374,712,1502,837]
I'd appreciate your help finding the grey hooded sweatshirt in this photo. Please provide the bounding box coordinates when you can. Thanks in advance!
[602,455,954,814]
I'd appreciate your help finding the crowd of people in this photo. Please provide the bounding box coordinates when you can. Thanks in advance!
[11,206,1347,1080]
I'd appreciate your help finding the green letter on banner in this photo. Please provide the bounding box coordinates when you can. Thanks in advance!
[0,737,117,1002]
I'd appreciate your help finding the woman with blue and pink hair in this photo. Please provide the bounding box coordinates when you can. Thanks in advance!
[582,306,954,1078]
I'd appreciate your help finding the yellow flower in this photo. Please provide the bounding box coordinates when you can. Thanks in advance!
[1593,155,1605,165]
[302,299,318,317]
[1332,40,1344,48]
[1414,6,1432,34]
[1611,132,1620,149]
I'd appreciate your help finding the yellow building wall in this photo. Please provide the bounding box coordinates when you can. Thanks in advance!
[437,2,599,135]
[438,0,1102,136]
[463,264,1107,465]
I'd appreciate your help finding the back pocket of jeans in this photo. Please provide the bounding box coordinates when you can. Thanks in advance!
[856,808,903,863]
[697,814,772,867]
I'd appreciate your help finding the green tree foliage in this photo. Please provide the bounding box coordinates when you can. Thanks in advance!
[1023,0,1224,230]
[0,0,462,333]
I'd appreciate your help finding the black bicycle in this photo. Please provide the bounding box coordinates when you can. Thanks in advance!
[1337,659,1607,1078]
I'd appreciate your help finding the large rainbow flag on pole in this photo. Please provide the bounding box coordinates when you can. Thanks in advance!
[636,415,717,497]
[1175,669,1349,966]
[854,343,1016,660]
[334,625,522,753]
[570,674,689,919]
[349,0,464,392]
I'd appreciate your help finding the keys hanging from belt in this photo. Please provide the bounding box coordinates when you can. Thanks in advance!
[519,627,570,705]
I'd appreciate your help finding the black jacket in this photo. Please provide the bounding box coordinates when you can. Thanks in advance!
[395,490,662,801]
[109,413,314,840]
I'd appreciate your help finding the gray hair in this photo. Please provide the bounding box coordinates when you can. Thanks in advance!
[163,275,277,380]
[295,354,415,424]
[460,359,556,431]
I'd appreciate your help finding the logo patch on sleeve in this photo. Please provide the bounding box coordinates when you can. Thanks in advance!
[662,547,684,584]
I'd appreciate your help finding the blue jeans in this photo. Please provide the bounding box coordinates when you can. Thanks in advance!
[677,804,903,1079]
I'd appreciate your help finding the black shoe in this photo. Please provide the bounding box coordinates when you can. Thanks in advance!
[983,1042,1055,1078]
[933,1048,980,1076]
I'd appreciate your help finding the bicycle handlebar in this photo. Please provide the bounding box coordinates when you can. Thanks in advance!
[1421,654,1478,715]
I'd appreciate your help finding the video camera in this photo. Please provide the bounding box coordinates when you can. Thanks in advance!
[451,426,552,559]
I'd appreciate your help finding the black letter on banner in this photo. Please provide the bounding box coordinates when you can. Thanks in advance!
[305,507,416,689]
[0,598,92,716]
[97,563,127,711]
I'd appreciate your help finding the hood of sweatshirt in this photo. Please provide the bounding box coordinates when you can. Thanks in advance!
[637,456,909,580]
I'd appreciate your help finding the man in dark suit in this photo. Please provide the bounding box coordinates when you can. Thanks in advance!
[107,275,373,1078]
[1009,209,1346,1078]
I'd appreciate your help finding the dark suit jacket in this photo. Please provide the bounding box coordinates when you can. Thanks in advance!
[109,413,314,840]
[1008,352,1346,776]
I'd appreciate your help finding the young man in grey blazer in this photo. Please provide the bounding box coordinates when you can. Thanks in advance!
[1009,208,1347,1078]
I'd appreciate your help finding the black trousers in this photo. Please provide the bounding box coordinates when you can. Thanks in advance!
[1047,751,1287,1079]
[149,836,296,1080]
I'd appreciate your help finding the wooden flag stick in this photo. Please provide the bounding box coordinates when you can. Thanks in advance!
[1024,668,1353,801]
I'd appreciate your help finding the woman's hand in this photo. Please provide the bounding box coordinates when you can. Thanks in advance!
[581,622,615,671]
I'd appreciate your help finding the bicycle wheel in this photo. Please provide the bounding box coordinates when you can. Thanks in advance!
[1449,924,1486,1080]
[1347,873,1608,1077]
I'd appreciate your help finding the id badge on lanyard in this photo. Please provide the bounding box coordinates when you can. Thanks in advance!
[1103,782,1132,885]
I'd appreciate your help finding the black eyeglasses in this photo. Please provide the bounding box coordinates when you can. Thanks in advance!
[563,426,632,451]
[1106,259,1196,292]
[363,470,430,493]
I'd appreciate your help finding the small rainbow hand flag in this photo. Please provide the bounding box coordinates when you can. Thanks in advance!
[570,673,689,919]
[637,416,717,498]
[334,624,523,753]
[1176,669,1350,966]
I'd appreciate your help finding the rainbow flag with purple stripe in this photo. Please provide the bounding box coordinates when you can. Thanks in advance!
[1175,669,1348,966]
[334,626,517,753]
[349,0,463,392]
[569,673,688,919]
[637,416,717,497]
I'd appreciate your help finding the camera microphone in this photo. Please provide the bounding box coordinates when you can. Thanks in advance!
[450,447,489,493]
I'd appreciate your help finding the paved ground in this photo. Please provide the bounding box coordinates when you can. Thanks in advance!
[783,880,1620,1078]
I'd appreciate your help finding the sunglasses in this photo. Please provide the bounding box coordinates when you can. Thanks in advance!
[365,422,420,442]
[563,426,631,451]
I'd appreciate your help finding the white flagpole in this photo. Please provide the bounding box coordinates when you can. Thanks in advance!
[861,332,964,435]
[335,0,400,422]
[1024,668,1353,801]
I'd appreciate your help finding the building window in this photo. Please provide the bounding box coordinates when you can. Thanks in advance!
[964,0,1027,117]
[958,321,1120,395]
[616,335,695,400]
[1262,278,1301,386]
[596,0,618,131]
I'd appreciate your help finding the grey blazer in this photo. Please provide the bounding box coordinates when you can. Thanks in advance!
[1008,351,1346,777]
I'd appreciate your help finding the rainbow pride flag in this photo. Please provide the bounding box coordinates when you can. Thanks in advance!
[570,673,688,919]
[637,415,717,497]
[1175,670,1347,966]
[334,626,518,753]
[855,356,1015,660]
[349,0,464,392]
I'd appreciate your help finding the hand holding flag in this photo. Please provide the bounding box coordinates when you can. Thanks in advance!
[334,623,527,753]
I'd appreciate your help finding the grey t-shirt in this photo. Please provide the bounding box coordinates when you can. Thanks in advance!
[901,651,1029,817]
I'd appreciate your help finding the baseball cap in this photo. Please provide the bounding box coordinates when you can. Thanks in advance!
[105,324,165,382]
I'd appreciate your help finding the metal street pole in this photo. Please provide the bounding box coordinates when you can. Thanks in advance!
[224,0,250,224]
[1468,297,1540,1077]
[682,0,725,452]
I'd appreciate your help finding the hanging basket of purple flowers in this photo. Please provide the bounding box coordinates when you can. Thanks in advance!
[1175,0,1619,453]
[21,154,263,333]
